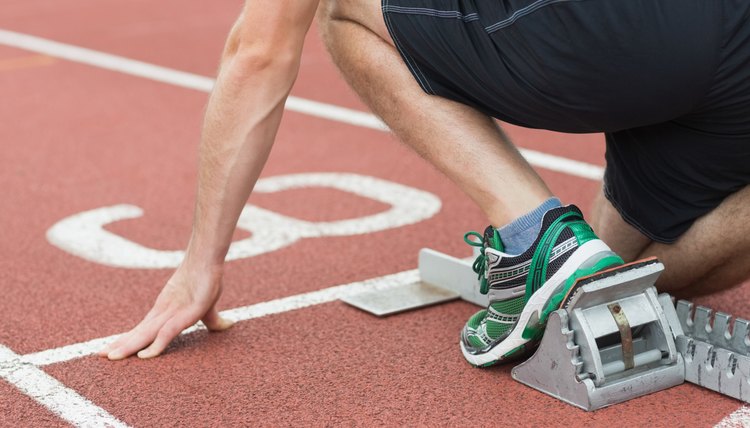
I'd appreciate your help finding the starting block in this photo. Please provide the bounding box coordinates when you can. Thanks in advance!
[510,259,685,410]
[342,248,750,410]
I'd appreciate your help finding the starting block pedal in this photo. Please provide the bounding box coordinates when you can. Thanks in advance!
[341,248,750,409]
[340,248,485,316]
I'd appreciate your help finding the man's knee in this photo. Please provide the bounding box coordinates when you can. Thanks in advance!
[640,186,750,296]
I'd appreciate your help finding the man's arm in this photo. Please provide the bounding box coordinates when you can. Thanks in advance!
[100,0,320,360]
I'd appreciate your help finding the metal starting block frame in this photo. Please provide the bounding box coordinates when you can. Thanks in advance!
[510,260,685,410]
[341,248,750,410]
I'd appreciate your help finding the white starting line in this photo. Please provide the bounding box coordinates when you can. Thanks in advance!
[0,28,741,428]
[21,269,418,367]
[1,269,418,427]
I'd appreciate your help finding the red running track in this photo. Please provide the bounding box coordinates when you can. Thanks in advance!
[1,0,748,426]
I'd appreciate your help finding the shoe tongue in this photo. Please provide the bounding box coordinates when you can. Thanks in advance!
[482,225,505,252]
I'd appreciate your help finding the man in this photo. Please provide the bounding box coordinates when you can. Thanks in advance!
[100,0,750,366]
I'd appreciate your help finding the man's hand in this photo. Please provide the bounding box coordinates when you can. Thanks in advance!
[99,267,234,360]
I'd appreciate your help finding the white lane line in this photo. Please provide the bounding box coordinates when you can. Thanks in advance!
[0,345,130,428]
[521,149,603,181]
[0,29,385,131]
[22,269,419,367]
[21,334,123,368]
[715,407,750,428]
[0,28,604,181]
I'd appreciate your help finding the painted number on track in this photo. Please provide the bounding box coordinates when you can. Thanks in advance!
[46,173,442,269]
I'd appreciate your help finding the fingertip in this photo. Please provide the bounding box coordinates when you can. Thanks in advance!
[137,349,155,359]
[98,342,115,356]
[107,349,126,361]
[218,317,235,330]
[205,316,235,332]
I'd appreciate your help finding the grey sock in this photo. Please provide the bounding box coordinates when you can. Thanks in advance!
[497,198,562,255]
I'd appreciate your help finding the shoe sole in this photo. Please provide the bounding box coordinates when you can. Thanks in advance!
[461,239,616,367]
[555,256,660,310]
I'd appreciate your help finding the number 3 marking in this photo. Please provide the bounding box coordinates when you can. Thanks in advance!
[46,173,442,269]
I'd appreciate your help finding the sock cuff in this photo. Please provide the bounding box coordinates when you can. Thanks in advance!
[497,197,562,239]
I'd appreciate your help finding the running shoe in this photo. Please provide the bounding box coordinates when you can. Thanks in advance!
[460,204,624,367]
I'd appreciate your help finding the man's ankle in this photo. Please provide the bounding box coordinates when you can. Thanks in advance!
[496,197,562,255]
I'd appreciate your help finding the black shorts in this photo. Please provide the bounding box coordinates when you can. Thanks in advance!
[383,0,750,243]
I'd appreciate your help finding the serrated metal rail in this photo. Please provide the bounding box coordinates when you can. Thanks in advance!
[675,301,750,402]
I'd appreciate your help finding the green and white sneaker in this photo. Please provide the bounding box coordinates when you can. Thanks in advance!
[460,205,624,367]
